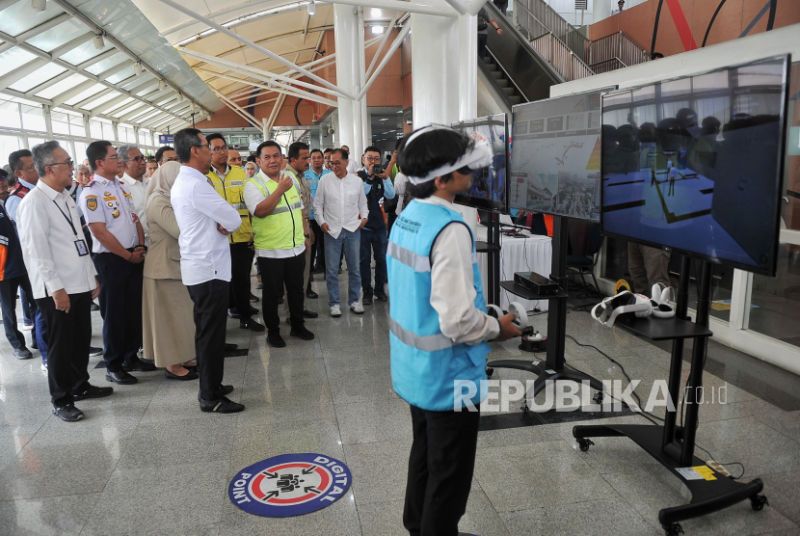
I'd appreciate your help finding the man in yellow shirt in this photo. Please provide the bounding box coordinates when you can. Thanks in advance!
[206,133,264,332]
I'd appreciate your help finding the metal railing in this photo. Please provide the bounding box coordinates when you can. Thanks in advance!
[588,31,650,71]
[530,33,594,80]
[514,0,590,62]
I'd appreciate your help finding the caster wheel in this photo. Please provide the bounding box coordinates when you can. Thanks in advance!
[663,522,683,535]
[486,367,494,378]
[576,438,594,452]
[593,392,604,405]
[750,494,768,511]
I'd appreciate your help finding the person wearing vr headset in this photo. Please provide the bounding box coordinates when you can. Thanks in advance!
[388,126,521,536]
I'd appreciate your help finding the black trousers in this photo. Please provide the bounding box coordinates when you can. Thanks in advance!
[403,404,481,536]
[229,243,255,318]
[360,227,388,298]
[310,219,325,273]
[93,253,143,371]
[187,279,228,402]
[37,292,91,408]
[0,275,35,350]
[256,253,305,332]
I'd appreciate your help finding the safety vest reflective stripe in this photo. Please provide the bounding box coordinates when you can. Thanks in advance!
[386,242,431,272]
[388,317,453,352]
[271,202,303,215]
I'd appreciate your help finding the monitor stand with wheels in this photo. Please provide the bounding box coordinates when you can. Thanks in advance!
[487,215,606,410]
[572,256,767,535]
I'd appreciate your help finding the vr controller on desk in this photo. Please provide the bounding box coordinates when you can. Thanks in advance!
[487,303,541,340]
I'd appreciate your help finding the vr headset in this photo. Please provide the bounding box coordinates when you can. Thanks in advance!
[591,284,676,328]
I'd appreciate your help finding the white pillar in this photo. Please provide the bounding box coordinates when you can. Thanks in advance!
[411,8,477,129]
[334,4,368,159]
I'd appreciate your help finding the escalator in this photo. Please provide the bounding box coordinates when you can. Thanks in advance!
[480,2,563,110]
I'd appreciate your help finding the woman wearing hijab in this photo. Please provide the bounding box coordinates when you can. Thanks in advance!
[142,161,197,379]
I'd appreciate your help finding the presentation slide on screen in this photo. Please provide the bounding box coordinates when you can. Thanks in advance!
[509,92,602,221]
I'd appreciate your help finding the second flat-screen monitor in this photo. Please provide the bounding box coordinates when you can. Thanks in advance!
[451,114,508,212]
[509,91,604,221]
[601,55,789,275]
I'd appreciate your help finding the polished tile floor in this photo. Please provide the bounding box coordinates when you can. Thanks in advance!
[1,278,799,535]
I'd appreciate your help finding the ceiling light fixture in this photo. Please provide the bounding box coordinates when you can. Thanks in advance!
[32,0,46,11]
[134,62,143,75]
[93,32,105,50]
[307,0,315,15]
[158,79,165,91]
[370,25,384,35]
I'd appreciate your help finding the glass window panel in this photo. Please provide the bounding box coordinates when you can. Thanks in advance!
[735,62,784,88]
[83,90,122,111]
[695,97,730,138]
[0,135,22,162]
[661,78,692,98]
[0,100,21,129]
[64,83,107,106]
[74,141,88,165]
[733,93,782,117]
[56,138,74,161]
[102,121,115,141]
[138,129,151,146]
[0,48,37,77]
[661,100,690,120]
[0,1,63,36]
[35,73,88,100]
[9,63,67,93]
[26,19,87,53]
[631,86,655,103]
[89,118,104,139]
[27,137,45,148]
[85,52,128,76]
[692,70,729,92]
[59,42,114,66]
[21,104,46,132]
[51,110,70,135]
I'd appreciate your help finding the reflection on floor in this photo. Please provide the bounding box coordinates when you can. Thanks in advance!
[1,277,799,535]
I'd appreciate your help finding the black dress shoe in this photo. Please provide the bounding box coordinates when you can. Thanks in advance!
[123,359,156,372]
[306,289,319,299]
[219,384,234,396]
[248,306,259,315]
[53,404,84,422]
[375,293,388,302]
[165,369,198,381]
[90,302,100,312]
[267,331,286,348]
[290,326,315,341]
[362,295,373,305]
[89,346,103,357]
[302,309,318,319]
[240,318,266,332]
[13,347,33,360]
[106,370,138,384]
[73,384,113,401]
[313,265,325,274]
[250,292,260,303]
[199,396,244,413]
[224,343,238,352]
[228,308,242,319]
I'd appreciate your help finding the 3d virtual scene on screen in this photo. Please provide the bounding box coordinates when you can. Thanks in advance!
[600,56,787,273]
[453,115,507,211]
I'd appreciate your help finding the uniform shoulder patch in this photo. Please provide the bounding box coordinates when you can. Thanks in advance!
[86,195,98,211]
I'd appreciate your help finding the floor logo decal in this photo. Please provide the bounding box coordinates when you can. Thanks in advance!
[229,453,352,517]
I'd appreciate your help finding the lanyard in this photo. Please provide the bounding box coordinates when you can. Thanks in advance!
[52,198,78,237]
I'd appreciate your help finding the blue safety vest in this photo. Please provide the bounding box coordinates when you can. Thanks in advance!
[387,200,490,411]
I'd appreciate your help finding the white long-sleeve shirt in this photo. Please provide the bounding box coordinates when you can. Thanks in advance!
[17,181,97,299]
[313,172,369,239]
[422,195,500,344]
[171,165,242,286]
[394,172,409,215]
[120,173,149,241]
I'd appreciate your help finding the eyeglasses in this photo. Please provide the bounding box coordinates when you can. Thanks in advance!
[130,156,146,162]
[364,156,381,162]
[49,159,74,168]
[209,145,228,153]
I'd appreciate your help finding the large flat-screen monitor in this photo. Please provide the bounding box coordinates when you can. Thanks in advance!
[451,114,508,212]
[601,55,789,275]
[508,91,604,221]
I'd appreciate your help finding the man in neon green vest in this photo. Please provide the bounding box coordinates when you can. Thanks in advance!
[243,141,315,348]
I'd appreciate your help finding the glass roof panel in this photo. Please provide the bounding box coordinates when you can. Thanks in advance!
[9,63,66,93]
[26,18,87,53]
[107,67,135,85]
[104,96,136,115]
[0,48,37,77]
[85,52,128,76]
[0,2,64,37]
[110,101,147,118]
[83,91,123,110]
[35,73,88,99]
[60,41,114,66]
[64,83,107,106]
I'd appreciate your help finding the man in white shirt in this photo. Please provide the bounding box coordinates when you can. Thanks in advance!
[18,141,108,423]
[119,144,149,242]
[313,148,369,317]
[171,128,244,414]
[80,141,153,385]
[341,144,359,175]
